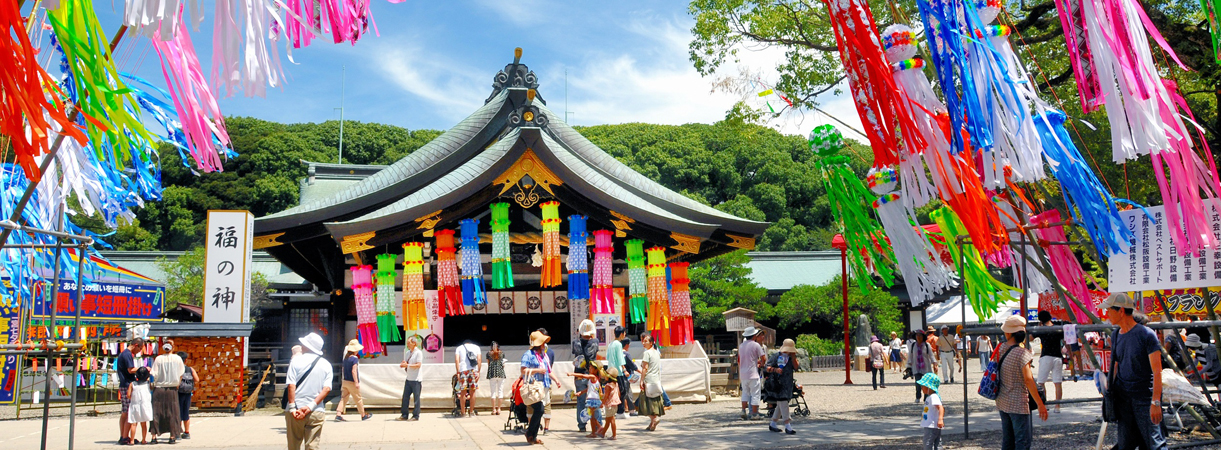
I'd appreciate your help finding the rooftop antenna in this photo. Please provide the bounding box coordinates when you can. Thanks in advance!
[564,69,574,124]
[334,65,346,164]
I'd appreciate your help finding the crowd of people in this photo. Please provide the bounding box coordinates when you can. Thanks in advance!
[114,337,198,445]
[281,319,670,448]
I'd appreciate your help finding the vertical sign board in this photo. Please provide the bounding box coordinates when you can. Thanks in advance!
[0,303,19,404]
[202,211,253,367]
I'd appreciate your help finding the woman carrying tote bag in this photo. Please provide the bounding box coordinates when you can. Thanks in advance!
[520,331,560,445]
[636,332,665,431]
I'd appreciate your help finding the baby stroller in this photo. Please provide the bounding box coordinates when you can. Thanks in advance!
[503,378,529,433]
[764,382,811,418]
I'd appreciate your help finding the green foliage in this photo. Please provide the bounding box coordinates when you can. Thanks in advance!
[796,334,844,356]
[773,276,902,338]
[158,246,206,309]
[687,250,770,329]
[157,246,272,312]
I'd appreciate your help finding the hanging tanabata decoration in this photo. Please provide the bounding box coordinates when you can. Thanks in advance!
[590,230,615,314]
[435,229,463,316]
[402,242,427,330]
[810,125,896,291]
[822,0,925,168]
[914,0,992,156]
[211,0,286,98]
[350,265,382,355]
[374,253,401,343]
[0,0,85,182]
[1059,0,1219,255]
[151,14,232,173]
[490,202,513,289]
[567,215,590,302]
[668,262,693,346]
[459,219,486,306]
[646,246,671,347]
[867,167,954,306]
[1031,210,1098,323]
[122,0,205,40]
[931,207,1017,319]
[539,202,563,288]
[882,24,1006,256]
[626,239,648,324]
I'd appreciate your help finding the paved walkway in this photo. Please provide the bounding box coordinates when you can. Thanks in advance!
[0,368,1107,449]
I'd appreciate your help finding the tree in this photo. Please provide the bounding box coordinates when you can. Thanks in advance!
[159,246,206,309]
[772,275,902,339]
[688,250,770,329]
[157,246,272,314]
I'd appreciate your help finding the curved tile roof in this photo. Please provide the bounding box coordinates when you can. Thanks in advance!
[254,89,512,233]
[538,104,770,235]
[322,128,523,238]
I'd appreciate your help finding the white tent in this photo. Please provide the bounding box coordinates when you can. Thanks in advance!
[926,296,1023,328]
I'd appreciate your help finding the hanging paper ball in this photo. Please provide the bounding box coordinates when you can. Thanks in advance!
[976,0,1002,24]
[866,166,899,194]
[809,125,843,156]
[880,25,919,63]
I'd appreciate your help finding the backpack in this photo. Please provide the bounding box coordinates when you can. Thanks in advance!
[179,366,195,394]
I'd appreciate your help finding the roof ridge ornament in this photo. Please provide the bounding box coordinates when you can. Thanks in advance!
[486,47,544,104]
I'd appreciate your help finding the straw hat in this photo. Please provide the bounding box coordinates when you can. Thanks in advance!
[778,338,797,353]
[1001,315,1027,334]
[299,333,324,355]
[604,366,620,379]
[344,339,364,354]
[529,331,550,347]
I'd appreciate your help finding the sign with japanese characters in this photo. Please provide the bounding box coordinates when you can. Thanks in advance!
[203,211,253,323]
[29,280,164,322]
[1108,201,1221,293]
[0,303,19,404]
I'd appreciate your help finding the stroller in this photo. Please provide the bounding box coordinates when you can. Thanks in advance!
[503,377,530,433]
[764,382,811,418]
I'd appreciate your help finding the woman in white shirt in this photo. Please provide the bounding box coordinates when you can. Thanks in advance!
[889,332,904,373]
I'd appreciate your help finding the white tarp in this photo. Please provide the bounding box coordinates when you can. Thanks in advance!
[355,357,711,409]
[926,296,1022,328]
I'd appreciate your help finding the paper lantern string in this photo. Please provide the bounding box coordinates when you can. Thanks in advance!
[822,0,925,168]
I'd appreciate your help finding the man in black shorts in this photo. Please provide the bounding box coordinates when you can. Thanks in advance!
[115,338,144,445]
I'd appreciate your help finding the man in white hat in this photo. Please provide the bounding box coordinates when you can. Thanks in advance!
[738,326,766,420]
[571,319,600,432]
[1103,293,1167,450]
[286,333,333,450]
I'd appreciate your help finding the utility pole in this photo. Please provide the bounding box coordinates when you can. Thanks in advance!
[564,69,575,124]
[335,65,346,164]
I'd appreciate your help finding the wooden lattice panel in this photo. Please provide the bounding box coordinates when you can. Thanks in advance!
[176,337,244,409]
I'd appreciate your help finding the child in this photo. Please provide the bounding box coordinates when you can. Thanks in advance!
[917,373,944,450]
[599,367,621,439]
[571,366,603,438]
[128,367,154,444]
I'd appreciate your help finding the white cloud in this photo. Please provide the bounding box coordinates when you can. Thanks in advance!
[555,12,865,140]
[471,0,550,27]
[368,42,488,120]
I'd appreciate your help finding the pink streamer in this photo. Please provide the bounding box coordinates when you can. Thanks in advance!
[152,10,230,173]
[1032,211,1095,323]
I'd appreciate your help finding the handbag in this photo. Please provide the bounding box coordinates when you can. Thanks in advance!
[978,345,1011,400]
[1029,385,1047,411]
[520,377,546,405]
[645,381,663,398]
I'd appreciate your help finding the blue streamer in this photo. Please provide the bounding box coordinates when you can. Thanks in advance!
[915,0,993,153]
[1033,111,1136,258]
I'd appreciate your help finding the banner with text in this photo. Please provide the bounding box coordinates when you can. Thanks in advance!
[397,290,444,363]
[29,280,164,322]
[1108,201,1221,292]
[0,303,19,404]
[203,211,253,323]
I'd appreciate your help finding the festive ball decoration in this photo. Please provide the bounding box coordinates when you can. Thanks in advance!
[374,253,401,343]
[567,215,590,301]
[866,167,899,195]
[809,124,844,157]
[625,239,648,324]
[351,265,382,355]
[402,242,428,331]
[880,25,919,62]
[435,229,464,316]
[490,202,514,289]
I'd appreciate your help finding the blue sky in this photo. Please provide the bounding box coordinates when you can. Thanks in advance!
[70,0,862,136]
